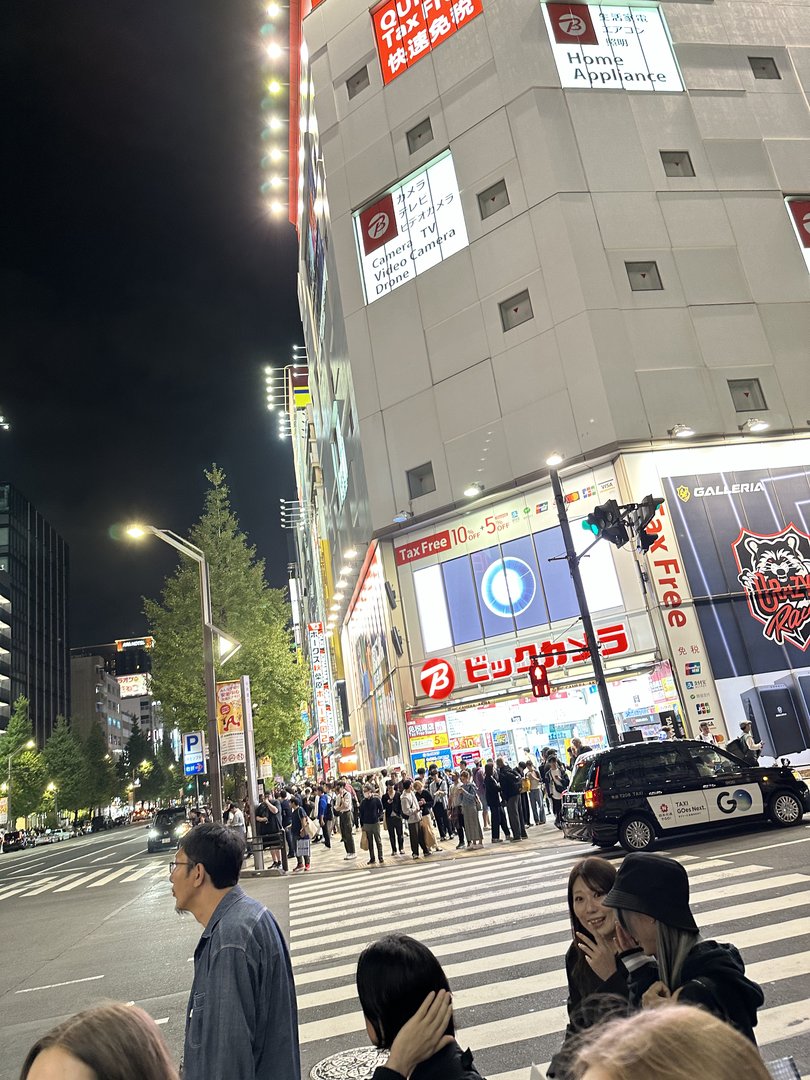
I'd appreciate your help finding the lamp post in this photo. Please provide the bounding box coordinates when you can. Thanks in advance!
[47,781,59,825]
[125,525,225,823]
[6,739,35,831]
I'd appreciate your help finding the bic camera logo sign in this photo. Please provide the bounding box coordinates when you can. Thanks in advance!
[733,525,810,651]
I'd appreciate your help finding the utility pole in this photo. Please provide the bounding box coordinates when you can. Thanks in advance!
[549,469,620,747]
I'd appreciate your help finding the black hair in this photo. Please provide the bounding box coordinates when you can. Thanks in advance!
[402,778,412,790]
[179,823,243,889]
[566,857,618,999]
[484,762,494,777]
[356,934,455,1049]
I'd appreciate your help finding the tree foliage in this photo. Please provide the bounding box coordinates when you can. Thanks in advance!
[82,722,118,811]
[43,717,88,815]
[144,466,308,766]
[0,697,47,823]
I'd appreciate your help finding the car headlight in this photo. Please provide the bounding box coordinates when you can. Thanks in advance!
[148,829,159,838]
[174,823,189,837]
[792,770,804,783]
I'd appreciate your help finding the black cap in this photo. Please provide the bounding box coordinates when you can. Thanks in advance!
[602,853,698,932]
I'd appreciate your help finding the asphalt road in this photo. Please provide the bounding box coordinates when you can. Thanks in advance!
[0,819,808,1079]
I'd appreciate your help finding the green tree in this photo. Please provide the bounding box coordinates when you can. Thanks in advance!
[43,717,88,818]
[83,723,117,812]
[144,465,308,766]
[0,698,47,824]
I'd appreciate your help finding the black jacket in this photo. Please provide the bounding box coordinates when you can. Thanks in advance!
[359,796,384,825]
[373,1042,484,1080]
[484,775,502,806]
[624,939,764,1043]
[498,766,521,799]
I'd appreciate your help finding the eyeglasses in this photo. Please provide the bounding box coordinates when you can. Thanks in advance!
[169,859,195,875]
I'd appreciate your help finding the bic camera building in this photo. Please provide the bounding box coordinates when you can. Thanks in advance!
[278,0,810,777]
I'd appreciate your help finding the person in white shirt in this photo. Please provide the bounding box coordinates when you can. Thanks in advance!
[698,722,715,744]
[227,802,246,839]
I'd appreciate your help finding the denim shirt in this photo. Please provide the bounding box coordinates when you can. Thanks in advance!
[183,886,300,1080]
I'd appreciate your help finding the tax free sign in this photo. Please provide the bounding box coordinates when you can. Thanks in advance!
[352,150,468,304]
[542,3,683,92]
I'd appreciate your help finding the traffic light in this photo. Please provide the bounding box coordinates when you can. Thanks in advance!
[582,499,629,547]
[635,494,664,553]
[529,659,551,698]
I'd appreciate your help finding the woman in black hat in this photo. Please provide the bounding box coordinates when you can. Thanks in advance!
[602,853,764,1043]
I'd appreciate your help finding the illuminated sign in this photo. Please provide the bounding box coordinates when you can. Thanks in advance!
[542,4,683,92]
[216,680,246,766]
[308,622,337,743]
[352,151,468,304]
[373,0,484,85]
[116,636,154,651]
[786,196,810,272]
[116,673,150,699]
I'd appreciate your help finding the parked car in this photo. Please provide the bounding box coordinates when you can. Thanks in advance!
[562,738,810,852]
[146,807,190,853]
[2,830,28,853]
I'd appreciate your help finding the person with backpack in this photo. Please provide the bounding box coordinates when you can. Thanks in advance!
[316,784,333,850]
[401,778,430,860]
[428,767,451,841]
[290,795,312,873]
[334,780,357,861]
[496,758,526,841]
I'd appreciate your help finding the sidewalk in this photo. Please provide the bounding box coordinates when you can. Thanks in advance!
[247,818,568,878]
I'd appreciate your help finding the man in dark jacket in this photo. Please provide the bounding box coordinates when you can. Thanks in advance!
[495,757,527,841]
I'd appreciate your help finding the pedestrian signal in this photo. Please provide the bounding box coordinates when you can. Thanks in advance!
[529,660,551,698]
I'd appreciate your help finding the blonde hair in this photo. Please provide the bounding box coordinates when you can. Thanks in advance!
[572,1004,769,1080]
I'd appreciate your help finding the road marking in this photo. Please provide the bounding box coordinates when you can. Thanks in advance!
[92,855,109,863]
[156,1018,169,1025]
[121,866,158,882]
[721,833,810,859]
[87,866,137,888]
[15,975,105,994]
[19,878,64,897]
[53,869,111,892]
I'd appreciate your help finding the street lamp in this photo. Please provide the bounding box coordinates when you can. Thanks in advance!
[6,739,35,831]
[47,781,58,824]
[125,524,226,823]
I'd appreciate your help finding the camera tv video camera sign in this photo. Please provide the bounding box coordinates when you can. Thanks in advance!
[542,3,683,92]
[352,150,468,305]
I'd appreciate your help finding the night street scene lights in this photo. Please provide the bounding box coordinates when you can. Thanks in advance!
[123,524,242,823]
[5,739,36,829]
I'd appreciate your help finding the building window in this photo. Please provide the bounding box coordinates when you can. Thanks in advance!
[749,56,780,80]
[499,290,534,331]
[625,261,663,291]
[660,150,695,178]
[407,462,436,499]
[728,378,767,413]
[406,117,433,154]
[477,179,510,220]
[346,65,370,99]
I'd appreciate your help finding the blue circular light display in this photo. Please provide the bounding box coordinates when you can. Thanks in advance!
[733,789,753,810]
[481,557,537,618]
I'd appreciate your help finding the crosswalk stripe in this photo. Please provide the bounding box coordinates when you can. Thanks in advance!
[293,837,810,1078]
[53,869,111,892]
[292,869,802,957]
[0,884,34,901]
[289,861,758,937]
[122,866,159,882]
[19,878,62,897]
[87,866,137,888]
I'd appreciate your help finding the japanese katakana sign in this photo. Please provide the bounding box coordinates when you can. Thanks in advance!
[373,0,484,85]
[352,150,469,304]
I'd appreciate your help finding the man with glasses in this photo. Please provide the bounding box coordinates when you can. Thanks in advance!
[170,823,299,1080]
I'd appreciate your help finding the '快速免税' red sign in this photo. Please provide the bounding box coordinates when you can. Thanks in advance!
[372,0,484,85]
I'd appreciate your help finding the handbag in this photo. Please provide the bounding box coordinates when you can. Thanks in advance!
[301,812,315,839]
[360,829,369,851]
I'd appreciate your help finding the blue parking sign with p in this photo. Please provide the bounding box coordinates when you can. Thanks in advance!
[183,731,206,775]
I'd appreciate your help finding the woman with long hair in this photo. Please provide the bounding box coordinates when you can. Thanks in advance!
[459,769,483,848]
[356,934,484,1079]
[572,1003,771,1080]
[603,852,764,1043]
[548,857,627,1079]
[21,1003,178,1080]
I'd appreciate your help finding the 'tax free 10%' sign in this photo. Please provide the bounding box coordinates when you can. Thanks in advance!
[352,150,469,304]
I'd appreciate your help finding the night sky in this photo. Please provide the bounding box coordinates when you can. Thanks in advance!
[2,1,300,646]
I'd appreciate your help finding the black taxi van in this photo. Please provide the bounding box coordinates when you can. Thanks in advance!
[561,739,810,852]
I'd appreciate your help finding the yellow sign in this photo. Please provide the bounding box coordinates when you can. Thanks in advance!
[216,679,246,766]
[410,733,450,751]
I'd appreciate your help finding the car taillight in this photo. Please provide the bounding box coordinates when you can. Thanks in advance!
[584,765,602,810]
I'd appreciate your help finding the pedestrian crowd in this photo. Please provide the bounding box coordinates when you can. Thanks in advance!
[17,808,782,1080]
[241,750,578,873]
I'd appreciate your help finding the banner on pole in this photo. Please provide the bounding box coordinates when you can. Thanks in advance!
[216,680,247,766]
